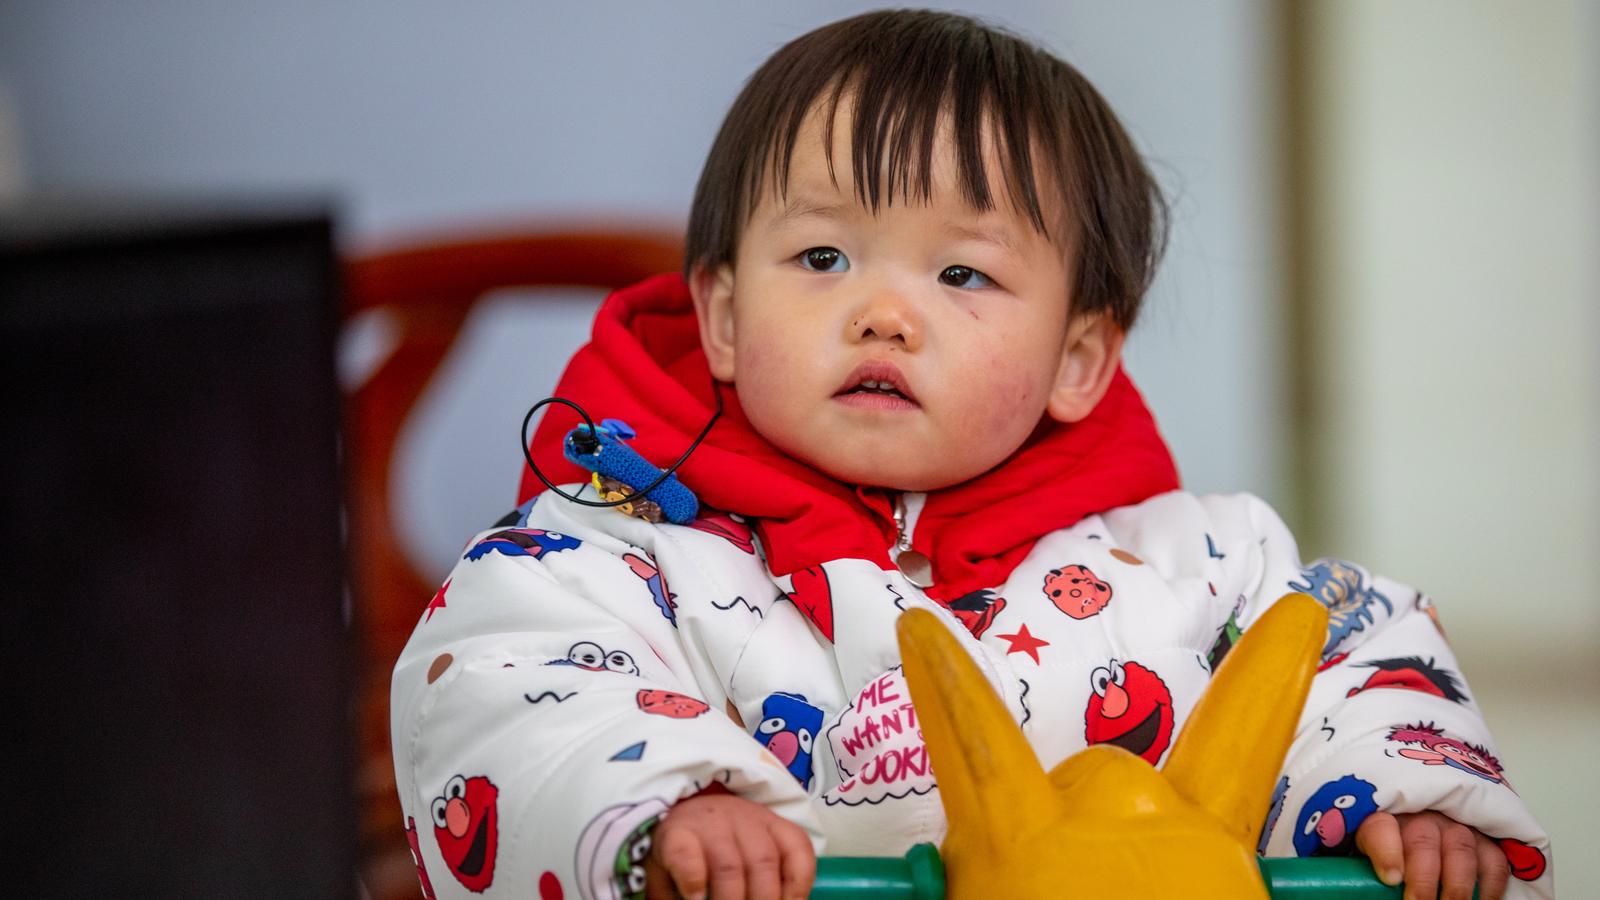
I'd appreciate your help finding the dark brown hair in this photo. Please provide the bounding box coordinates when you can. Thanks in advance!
[684,9,1168,329]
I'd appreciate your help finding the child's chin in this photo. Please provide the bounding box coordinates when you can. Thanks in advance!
[811,454,978,493]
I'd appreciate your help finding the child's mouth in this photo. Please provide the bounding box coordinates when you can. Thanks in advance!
[847,380,910,399]
[835,361,920,409]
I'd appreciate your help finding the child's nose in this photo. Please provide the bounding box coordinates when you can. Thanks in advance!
[847,286,923,350]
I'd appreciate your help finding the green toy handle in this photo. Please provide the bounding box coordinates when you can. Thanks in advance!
[810,846,1477,898]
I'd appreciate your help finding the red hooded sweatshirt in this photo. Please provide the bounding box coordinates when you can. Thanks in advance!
[521,273,1180,605]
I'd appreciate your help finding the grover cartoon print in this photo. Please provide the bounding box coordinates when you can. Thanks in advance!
[1293,775,1379,857]
[752,692,825,789]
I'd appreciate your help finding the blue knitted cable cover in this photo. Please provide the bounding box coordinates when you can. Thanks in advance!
[561,418,699,524]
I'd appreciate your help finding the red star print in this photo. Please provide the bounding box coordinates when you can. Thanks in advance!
[997,623,1049,664]
[424,579,450,622]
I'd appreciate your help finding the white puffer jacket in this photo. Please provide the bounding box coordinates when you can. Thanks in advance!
[390,486,1552,899]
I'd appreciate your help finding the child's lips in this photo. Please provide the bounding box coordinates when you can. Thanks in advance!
[834,359,920,409]
[833,391,920,411]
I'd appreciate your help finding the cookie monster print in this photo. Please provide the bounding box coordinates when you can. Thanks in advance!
[1387,722,1507,785]
[1043,564,1112,619]
[1084,660,1174,765]
[1288,559,1393,658]
[430,774,499,892]
[464,528,581,562]
[1346,656,1468,703]
[1293,775,1378,857]
[622,552,676,626]
[752,692,825,789]
[1258,776,1289,855]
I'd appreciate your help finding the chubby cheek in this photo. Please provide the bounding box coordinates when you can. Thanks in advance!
[731,333,814,441]
[950,359,1051,446]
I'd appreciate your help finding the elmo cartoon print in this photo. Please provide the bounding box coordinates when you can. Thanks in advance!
[430,774,499,892]
[1084,659,1174,765]
[786,565,834,641]
[1386,723,1507,785]
[464,528,581,562]
[1345,656,1468,703]
[635,688,709,719]
[1293,775,1379,857]
[1044,564,1112,619]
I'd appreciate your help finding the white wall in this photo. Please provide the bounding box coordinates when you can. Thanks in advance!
[0,0,1283,582]
[1305,0,1600,659]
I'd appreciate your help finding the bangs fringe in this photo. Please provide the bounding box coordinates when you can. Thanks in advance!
[687,10,1167,329]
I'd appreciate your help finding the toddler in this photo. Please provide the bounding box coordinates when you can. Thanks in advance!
[391,10,1550,900]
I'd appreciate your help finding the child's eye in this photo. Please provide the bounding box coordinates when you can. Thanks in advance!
[938,265,994,289]
[798,247,849,273]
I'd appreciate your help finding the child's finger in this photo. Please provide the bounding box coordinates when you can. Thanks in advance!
[651,824,708,900]
[703,826,750,900]
[1436,820,1479,900]
[771,820,817,900]
[1354,811,1404,886]
[1399,815,1443,900]
[734,823,783,900]
[1474,830,1511,900]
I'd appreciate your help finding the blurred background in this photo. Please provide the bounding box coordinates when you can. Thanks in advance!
[1,1,1593,897]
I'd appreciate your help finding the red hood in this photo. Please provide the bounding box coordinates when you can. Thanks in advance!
[522,273,1180,605]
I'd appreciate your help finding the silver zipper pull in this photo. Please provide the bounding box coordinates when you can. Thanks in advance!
[893,494,933,588]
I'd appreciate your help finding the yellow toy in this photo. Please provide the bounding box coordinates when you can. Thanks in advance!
[897,592,1328,899]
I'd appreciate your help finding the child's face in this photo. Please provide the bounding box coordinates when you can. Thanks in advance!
[693,98,1122,490]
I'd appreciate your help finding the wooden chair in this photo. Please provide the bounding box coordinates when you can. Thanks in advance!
[342,227,683,899]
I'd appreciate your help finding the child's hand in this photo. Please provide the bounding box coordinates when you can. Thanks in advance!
[1355,810,1511,900]
[643,792,815,900]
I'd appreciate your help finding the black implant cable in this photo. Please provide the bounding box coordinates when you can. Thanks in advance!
[519,379,724,509]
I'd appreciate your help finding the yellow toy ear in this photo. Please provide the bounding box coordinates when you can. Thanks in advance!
[896,609,1058,850]
[896,593,1329,899]
[1163,593,1328,847]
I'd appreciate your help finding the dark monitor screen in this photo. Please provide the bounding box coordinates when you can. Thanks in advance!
[1,198,353,898]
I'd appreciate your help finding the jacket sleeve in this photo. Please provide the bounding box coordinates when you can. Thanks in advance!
[389,501,818,900]
[1205,494,1552,898]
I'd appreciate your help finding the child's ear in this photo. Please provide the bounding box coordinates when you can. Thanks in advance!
[689,263,737,381]
[1047,311,1125,424]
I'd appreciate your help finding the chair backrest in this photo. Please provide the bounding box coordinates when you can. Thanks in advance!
[342,227,683,899]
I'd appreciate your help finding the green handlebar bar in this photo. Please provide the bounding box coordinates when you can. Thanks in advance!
[810,846,1477,898]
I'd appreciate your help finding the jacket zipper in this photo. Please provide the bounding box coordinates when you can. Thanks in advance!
[892,493,934,588]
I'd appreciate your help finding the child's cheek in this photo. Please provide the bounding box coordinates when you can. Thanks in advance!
[964,363,1047,441]
[734,333,799,391]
